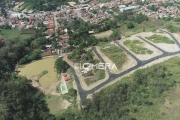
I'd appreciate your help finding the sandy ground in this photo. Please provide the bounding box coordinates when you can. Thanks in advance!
[134,32,179,52]
[172,33,180,43]
[119,35,163,60]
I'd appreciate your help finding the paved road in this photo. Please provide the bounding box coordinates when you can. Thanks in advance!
[159,29,180,48]
[69,31,180,102]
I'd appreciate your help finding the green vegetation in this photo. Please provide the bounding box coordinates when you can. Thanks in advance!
[146,34,174,44]
[0,29,35,40]
[56,84,60,93]
[100,45,127,69]
[124,40,153,54]
[46,95,63,115]
[54,58,68,73]
[38,70,48,78]
[127,22,134,28]
[0,74,55,119]
[84,69,105,86]
[57,57,180,120]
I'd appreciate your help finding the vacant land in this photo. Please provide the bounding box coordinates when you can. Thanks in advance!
[84,69,105,86]
[46,95,64,114]
[0,29,35,40]
[124,40,153,54]
[100,45,127,69]
[18,57,57,87]
[93,30,113,38]
[146,34,174,44]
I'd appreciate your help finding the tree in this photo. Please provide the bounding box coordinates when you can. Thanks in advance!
[52,41,58,48]
[54,58,67,73]
[127,22,134,29]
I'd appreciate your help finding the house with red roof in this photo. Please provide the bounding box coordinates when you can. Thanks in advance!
[62,73,71,81]
[42,50,52,57]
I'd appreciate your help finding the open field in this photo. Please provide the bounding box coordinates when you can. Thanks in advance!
[46,95,64,114]
[84,69,105,86]
[119,22,158,37]
[100,45,127,69]
[18,57,57,87]
[146,34,174,44]
[0,29,35,40]
[124,40,153,54]
[93,30,113,38]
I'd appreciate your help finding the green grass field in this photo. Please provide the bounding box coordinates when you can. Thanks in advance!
[0,29,35,40]
[146,34,174,44]
[124,40,153,54]
[100,45,127,69]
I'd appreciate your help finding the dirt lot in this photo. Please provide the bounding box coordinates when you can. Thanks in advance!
[134,32,179,52]
[93,30,113,38]
[120,35,163,60]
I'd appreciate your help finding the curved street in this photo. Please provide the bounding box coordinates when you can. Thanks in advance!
[69,30,180,102]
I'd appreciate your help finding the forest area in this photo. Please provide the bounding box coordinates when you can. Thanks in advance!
[0,28,56,119]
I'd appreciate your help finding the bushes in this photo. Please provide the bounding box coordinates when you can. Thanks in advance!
[68,88,77,97]
[127,22,134,29]
[19,51,42,65]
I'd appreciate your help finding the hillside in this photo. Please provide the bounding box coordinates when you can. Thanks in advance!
[57,56,180,120]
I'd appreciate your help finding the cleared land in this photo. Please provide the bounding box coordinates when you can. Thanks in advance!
[0,29,35,40]
[146,34,174,44]
[124,40,153,54]
[100,45,127,69]
[93,30,113,38]
[84,69,105,86]
[18,57,57,87]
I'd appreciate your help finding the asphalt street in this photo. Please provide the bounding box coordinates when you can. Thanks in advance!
[69,31,180,102]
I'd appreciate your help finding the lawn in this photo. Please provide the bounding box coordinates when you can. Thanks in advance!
[123,40,153,54]
[100,45,127,69]
[84,69,105,86]
[146,34,174,44]
[18,57,57,87]
[0,29,35,40]
[93,30,113,38]
[46,95,64,114]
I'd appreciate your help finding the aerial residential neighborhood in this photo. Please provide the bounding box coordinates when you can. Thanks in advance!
[1,0,180,119]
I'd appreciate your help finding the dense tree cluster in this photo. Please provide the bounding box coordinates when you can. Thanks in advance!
[57,61,178,119]
[0,28,56,119]
[0,74,55,120]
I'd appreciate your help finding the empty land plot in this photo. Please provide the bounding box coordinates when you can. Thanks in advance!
[93,30,113,38]
[84,69,105,86]
[146,34,174,44]
[18,58,57,87]
[100,46,127,69]
[124,40,153,54]
[0,29,35,40]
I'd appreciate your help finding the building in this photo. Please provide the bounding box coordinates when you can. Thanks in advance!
[119,6,139,12]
